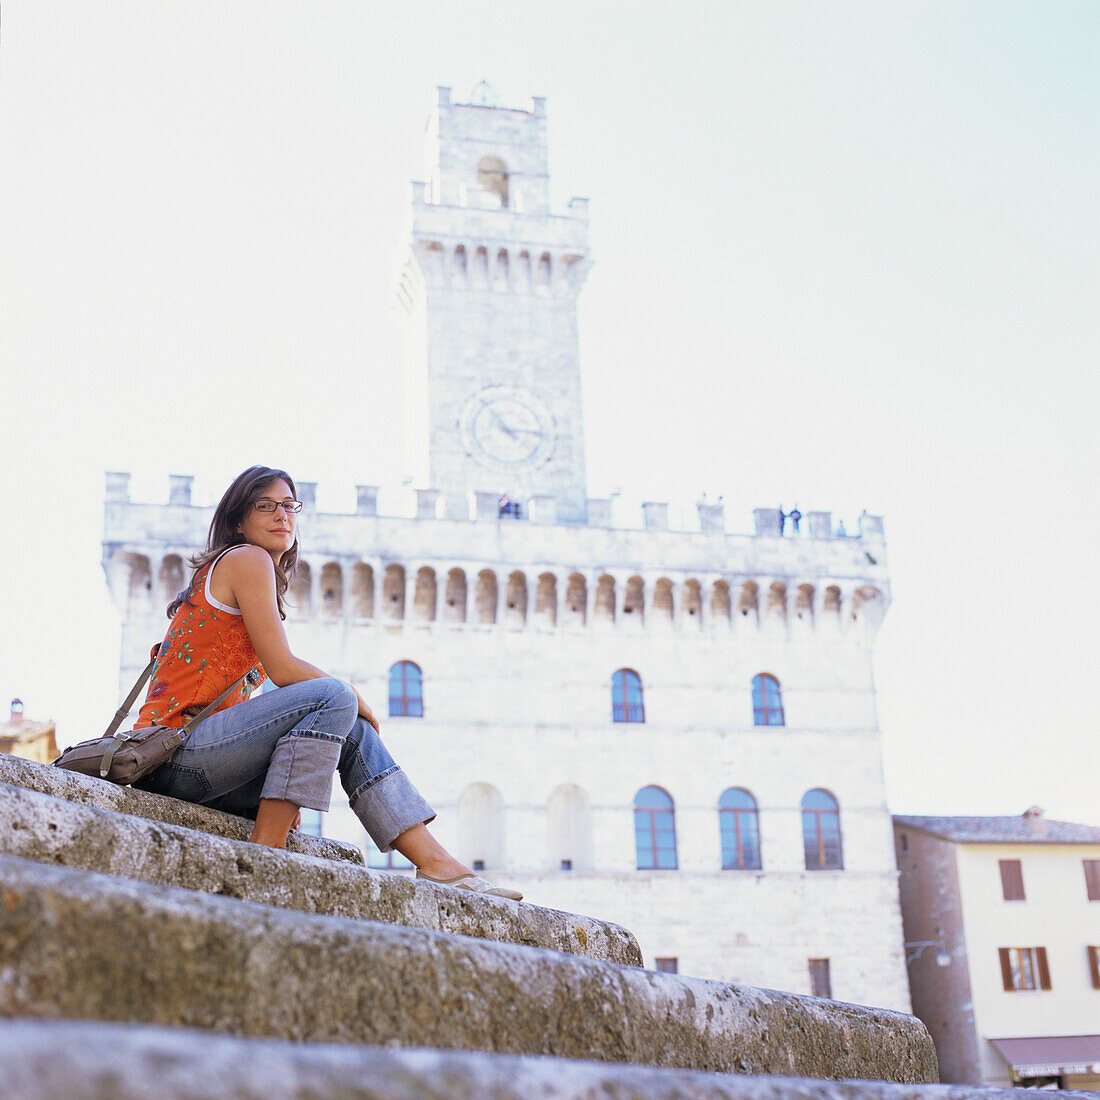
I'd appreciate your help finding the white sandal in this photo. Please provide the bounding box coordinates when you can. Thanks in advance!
[415,870,523,901]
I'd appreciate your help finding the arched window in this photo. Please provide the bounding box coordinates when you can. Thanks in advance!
[535,572,557,625]
[414,566,437,621]
[477,155,509,207]
[612,669,644,723]
[350,563,374,618]
[388,661,423,717]
[719,788,761,870]
[802,789,843,870]
[623,575,644,618]
[564,572,586,625]
[752,673,784,726]
[634,786,677,870]
[320,562,343,617]
[159,554,184,607]
[444,568,467,623]
[383,563,405,620]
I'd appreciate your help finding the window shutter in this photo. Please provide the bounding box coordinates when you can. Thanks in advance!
[1036,946,1052,990]
[1085,860,1100,902]
[999,859,1025,901]
[1089,946,1100,990]
[998,948,1014,991]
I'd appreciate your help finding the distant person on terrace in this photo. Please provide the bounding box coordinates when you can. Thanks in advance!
[133,465,520,901]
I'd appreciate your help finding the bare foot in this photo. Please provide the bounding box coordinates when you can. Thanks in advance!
[416,857,473,880]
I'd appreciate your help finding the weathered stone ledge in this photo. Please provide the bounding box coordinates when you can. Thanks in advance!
[0,855,938,1082]
[0,780,640,964]
[0,752,361,863]
[2,1020,1060,1100]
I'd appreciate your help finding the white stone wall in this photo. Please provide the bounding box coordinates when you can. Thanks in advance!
[103,486,909,1013]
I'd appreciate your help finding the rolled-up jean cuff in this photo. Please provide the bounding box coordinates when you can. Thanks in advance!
[260,734,344,812]
[351,768,436,852]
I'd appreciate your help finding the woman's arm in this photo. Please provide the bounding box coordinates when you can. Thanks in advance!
[220,546,379,730]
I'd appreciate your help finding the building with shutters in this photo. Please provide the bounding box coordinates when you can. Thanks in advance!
[893,810,1100,1090]
[101,85,912,1011]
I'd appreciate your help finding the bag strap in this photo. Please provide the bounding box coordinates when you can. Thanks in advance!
[102,646,162,739]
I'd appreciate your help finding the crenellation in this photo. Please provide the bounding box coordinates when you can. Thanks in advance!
[355,485,378,516]
[167,475,192,507]
[586,498,613,526]
[105,471,130,502]
[297,481,317,510]
[754,507,783,536]
[415,488,441,519]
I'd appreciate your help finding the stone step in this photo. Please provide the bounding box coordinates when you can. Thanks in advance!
[5,1020,1066,1100]
[0,779,640,965]
[0,855,937,1082]
[0,751,361,864]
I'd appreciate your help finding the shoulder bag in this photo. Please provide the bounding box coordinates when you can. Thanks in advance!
[53,646,258,785]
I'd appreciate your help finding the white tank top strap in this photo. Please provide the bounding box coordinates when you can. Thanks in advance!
[204,544,244,616]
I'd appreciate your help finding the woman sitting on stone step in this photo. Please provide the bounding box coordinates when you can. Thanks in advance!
[133,464,521,901]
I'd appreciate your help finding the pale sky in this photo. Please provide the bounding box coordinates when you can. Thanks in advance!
[1,2,1097,823]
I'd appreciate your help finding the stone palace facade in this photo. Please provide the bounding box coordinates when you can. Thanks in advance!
[102,86,911,1012]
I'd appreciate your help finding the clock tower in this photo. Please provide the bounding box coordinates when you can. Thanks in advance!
[394,85,592,522]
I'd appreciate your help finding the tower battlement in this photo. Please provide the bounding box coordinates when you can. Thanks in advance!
[425,85,551,214]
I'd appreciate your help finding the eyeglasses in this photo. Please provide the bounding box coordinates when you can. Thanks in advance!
[253,498,303,514]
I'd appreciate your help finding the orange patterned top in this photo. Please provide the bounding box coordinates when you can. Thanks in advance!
[135,546,267,729]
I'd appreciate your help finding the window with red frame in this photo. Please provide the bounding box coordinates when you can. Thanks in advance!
[612,669,645,723]
[388,660,423,717]
[719,787,762,870]
[752,673,784,726]
[801,788,843,870]
[634,786,677,869]
[998,946,1051,991]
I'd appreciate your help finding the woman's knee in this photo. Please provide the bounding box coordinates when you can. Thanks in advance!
[312,676,357,710]
[300,677,358,739]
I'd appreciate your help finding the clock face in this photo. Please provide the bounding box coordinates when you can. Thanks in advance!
[460,386,556,470]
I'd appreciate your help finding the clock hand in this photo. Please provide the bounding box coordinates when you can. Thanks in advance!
[487,409,516,438]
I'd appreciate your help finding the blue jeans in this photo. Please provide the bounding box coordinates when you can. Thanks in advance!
[135,677,435,851]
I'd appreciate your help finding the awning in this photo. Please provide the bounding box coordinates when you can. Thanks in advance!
[989,1036,1100,1079]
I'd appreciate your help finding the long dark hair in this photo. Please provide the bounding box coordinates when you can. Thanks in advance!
[167,466,300,621]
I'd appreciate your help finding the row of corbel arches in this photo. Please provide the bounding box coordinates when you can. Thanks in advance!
[110,553,883,631]
[415,240,585,294]
[288,561,883,631]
